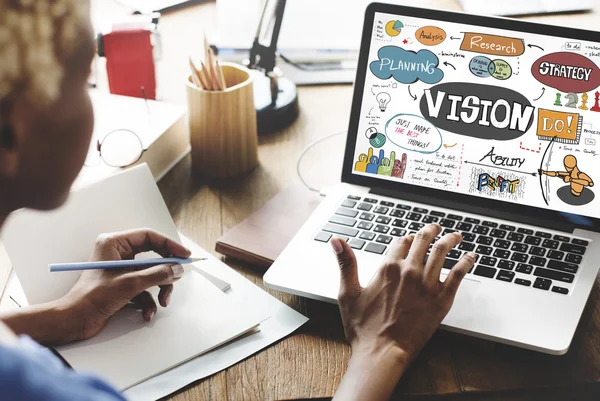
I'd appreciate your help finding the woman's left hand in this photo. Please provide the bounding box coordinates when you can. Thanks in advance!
[60,228,191,341]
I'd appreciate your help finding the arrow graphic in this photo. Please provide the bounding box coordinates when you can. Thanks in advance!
[464,161,537,176]
[369,107,374,116]
[450,36,461,40]
[444,143,457,149]
[539,136,557,206]
[534,88,545,101]
[408,85,417,101]
[528,44,545,51]
[443,61,456,70]
[371,86,376,95]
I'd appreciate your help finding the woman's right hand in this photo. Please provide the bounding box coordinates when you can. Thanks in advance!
[331,224,476,401]
[0,321,17,346]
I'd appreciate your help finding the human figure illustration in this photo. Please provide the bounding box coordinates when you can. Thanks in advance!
[354,147,373,172]
[366,149,385,174]
[392,153,408,179]
[540,155,594,197]
[378,151,395,176]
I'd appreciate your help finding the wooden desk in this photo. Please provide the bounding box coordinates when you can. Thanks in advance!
[92,1,600,399]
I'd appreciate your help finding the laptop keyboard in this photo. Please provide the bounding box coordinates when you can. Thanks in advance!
[314,195,591,295]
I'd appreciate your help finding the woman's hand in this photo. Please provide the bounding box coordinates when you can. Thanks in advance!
[0,228,191,346]
[61,228,191,341]
[332,224,476,401]
[0,321,17,346]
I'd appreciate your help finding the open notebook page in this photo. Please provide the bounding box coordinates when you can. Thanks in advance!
[1,164,267,390]
[57,268,262,390]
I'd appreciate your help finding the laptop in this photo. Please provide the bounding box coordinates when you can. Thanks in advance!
[264,3,600,355]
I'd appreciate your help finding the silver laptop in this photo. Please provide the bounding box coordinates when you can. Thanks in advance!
[264,3,600,355]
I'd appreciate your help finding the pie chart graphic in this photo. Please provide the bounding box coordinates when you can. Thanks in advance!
[385,20,403,37]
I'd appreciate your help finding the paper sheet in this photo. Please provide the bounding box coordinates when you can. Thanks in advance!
[58,268,262,390]
[1,164,185,305]
[124,234,309,401]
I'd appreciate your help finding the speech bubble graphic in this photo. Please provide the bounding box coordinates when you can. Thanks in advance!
[385,114,443,154]
[419,82,535,141]
[460,33,525,57]
[416,26,446,46]
[370,46,444,84]
[490,59,512,80]
[470,56,494,78]
[537,109,582,144]
[469,56,512,80]
[532,52,600,93]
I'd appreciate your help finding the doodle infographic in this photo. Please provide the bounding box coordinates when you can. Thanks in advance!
[370,46,444,84]
[419,82,535,140]
[532,52,600,93]
[540,154,595,205]
[353,11,600,220]
[385,114,443,153]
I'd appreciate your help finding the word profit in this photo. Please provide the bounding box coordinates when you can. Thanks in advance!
[477,173,520,193]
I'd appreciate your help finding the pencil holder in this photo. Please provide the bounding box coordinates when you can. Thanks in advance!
[186,62,259,179]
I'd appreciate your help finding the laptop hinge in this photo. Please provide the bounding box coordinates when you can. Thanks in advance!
[370,187,576,233]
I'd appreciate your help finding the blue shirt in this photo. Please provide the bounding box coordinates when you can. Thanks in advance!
[0,336,125,401]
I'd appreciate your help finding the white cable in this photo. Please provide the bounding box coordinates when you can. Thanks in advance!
[296,130,346,193]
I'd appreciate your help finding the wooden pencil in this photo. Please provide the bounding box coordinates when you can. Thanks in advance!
[203,33,220,90]
[188,57,204,89]
[191,57,210,90]
[215,59,227,90]
[199,61,215,91]
[207,47,221,90]
[203,32,211,71]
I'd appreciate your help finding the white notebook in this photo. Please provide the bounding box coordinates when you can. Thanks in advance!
[0,164,265,390]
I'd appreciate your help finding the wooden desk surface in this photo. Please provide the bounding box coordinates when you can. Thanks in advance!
[89,2,600,400]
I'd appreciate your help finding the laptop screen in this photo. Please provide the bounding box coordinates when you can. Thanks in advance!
[351,10,599,222]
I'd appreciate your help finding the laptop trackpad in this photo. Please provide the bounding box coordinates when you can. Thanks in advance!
[442,277,481,326]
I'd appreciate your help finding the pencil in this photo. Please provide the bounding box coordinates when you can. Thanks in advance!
[49,257,207,272]
[203,32,211,71]
[207,47,222,90]
[189,57,209,90]
[203,33,219,90]
[200,61,215,91]
[188,57,203,88]
[215,59,227,90]
[196,65,210,90]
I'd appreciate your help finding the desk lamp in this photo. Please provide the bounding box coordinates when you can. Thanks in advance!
[246,0,299,134]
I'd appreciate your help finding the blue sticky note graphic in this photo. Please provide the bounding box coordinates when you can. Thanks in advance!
[370,46,444,85]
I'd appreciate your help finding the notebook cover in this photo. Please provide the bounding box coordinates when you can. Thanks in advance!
[215,186,322,269]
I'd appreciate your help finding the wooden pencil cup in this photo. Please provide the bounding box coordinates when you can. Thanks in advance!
[186,62,259,179]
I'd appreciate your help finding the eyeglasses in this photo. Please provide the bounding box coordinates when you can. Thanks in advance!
[84,129,146,168]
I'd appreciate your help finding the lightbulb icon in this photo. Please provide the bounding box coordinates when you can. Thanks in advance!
[377,92,391,112]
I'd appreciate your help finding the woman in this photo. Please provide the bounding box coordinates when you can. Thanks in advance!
[0,1,475,400]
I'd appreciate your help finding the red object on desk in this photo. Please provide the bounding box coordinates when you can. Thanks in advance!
[102,29,156,100]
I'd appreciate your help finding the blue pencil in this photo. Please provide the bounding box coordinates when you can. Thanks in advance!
[49,257,206,272]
